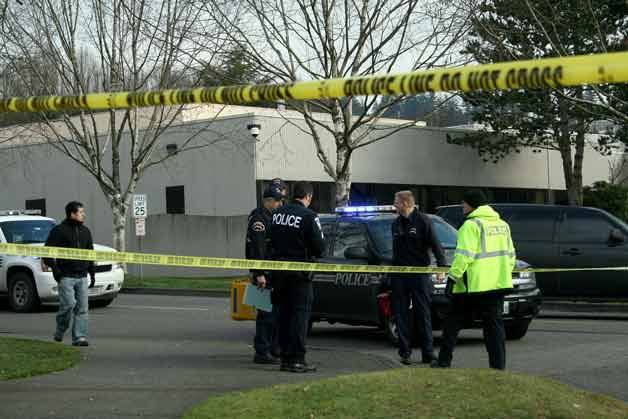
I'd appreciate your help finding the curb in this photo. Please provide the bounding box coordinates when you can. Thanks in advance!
[121,287,229,298]
[541,300,628,314]
[120,288,628,319]
[538,311,628,321]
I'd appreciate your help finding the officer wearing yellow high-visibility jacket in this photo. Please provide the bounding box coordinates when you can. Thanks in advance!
[432,190,515,370]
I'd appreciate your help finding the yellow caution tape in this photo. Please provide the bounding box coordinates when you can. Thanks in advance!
[1,52,627,113]
[2,243,628,274]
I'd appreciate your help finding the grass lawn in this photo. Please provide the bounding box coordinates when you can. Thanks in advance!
[184,368,628,419]
[0,337,80,380]
[124,275,244,290]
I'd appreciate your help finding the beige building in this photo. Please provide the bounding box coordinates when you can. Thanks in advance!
[0,105,617,276]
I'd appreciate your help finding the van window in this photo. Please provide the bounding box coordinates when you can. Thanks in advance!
[561,209,617,243]
[437,207,465,229]
[506,207,559,242]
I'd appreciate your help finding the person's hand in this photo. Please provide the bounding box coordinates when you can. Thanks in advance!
[89,275,96,289]
[445,276,456,299]
[256,275,267,289]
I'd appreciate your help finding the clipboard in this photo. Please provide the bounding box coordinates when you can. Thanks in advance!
[243,283,273,312]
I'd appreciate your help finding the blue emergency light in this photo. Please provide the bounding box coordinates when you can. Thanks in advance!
[334,205,396,214]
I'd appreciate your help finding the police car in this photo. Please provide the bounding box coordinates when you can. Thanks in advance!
[310,206,542,346]
[0,210,125,312]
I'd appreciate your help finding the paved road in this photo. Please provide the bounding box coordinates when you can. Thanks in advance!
[0,294,627,419]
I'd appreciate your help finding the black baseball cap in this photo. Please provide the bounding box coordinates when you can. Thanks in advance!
[263,185,284,200]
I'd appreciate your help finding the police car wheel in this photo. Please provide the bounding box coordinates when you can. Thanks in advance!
[384,315,400,347]
[505,319,530,340]
[8,272,40,313]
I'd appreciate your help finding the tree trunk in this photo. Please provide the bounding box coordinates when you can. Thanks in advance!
[557,132,578,205]
[335,141,352,206]
[335,172,352,208]
[572,116,586,206]
[111,199,128,252]
[557,95,582,206]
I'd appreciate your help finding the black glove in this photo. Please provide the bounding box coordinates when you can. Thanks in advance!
[89,275,95,288]
[445,276,456,299]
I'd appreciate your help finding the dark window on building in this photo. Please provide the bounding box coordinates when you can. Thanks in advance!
[166,186,185,214]
[25,199,46,216]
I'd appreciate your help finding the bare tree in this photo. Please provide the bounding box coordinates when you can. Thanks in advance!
[0,0,233,251]
[204,0,470,206]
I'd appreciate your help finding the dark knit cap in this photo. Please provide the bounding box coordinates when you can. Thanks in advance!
[463,190,488,209]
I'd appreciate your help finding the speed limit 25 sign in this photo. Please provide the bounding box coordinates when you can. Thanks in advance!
[133,194,147,218]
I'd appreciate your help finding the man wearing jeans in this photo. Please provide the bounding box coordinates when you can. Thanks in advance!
[43,201,96,347]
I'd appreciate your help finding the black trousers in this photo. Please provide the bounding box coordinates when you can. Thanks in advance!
[438,292,506,370]
[390,274,434,359]
[273,272,313,364]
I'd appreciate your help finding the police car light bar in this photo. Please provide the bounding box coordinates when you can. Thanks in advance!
[0,209,42,216]
[334,205,396,214]
[0,210,22,216]
[23,209,42,215]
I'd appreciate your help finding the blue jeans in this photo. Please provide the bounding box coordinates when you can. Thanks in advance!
[55,276,89,343]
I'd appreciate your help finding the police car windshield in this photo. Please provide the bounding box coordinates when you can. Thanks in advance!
[0,220,56,244]
[369,217,459,257]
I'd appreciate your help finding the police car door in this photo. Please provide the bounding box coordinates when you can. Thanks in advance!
[327,221,376,322]
[310,218,339,318]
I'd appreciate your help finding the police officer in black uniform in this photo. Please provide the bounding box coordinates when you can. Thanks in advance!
[246,182,285,364]
[391,190,447,365]
[270,181,325,373]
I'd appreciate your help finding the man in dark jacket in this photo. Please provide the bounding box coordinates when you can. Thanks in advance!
[246,182,285,364]
[270,181,325,373]
[391,191,446,365]
[43,201,96,347]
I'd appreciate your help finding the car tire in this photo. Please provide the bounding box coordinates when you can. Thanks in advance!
[383,314,400,347]
[383,309,421,347]
[505,319,531,340]
[90,298,114,308]
[8,272,40,313]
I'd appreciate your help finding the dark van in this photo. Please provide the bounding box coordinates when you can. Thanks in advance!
[436,204,628,297]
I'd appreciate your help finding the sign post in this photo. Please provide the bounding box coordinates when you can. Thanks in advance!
[133,194,147,280]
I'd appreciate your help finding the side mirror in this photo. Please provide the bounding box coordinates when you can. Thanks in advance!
[609,229,625,244]
[344,246,370,260]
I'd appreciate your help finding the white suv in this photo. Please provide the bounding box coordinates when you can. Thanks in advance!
[0,211,125,312]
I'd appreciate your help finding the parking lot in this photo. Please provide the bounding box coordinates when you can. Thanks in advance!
[1,294,627,419]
